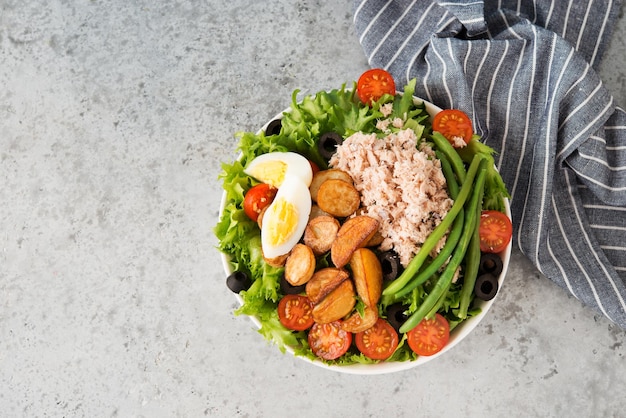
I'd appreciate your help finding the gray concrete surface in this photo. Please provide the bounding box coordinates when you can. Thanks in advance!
[1,1,625,417]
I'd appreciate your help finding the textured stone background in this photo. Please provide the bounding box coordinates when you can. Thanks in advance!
[1,1,625,416]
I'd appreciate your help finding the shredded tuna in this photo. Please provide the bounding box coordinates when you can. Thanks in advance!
[329,129,453,267]
[451,135,467,148]
[380,103,393,117]
[392,117,404,129]
[376,119,391,132]
[375,116,405,133]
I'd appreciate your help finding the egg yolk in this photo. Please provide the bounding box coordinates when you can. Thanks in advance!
[247,160,287,188]
[265,198,298,246]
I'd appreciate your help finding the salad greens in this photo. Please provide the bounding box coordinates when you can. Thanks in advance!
[215,78,509,365]
[457,137,510,213]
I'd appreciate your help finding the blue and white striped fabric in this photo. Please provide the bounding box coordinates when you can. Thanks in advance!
[353,0,626,328]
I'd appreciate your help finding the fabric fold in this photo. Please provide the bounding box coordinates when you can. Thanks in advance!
[435,0,488,36]
[353,0,626,328]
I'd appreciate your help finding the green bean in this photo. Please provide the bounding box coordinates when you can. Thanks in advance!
[431,131,467,184]
[437,150,460,200]
[457,179,485,319]
[426,281,452,319]
[399,157,487,334]
[392,210,464,299]
[382,153,484,296]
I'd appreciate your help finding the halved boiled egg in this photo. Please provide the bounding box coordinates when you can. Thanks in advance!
[244,152,313,188]
[261,176,312,259]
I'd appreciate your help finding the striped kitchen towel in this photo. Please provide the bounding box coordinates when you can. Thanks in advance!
[353,0,626,328]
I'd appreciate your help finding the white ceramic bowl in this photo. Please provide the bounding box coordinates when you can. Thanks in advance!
[219,96,511,375]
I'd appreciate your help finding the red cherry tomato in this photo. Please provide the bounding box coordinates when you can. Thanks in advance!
[407,313,450,356]
[479,210,513,253]
[277,295,315,331]
[356,68,396,105]
[432,109,473,146]
[308,321,352,360]
[243,183,277,222]
[355,319,399,360]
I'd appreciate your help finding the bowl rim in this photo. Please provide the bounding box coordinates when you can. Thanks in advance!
[219,95,512,375]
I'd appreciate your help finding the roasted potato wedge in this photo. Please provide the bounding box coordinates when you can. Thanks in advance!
[311,279,356,324]
[354,209,384,246]
[309,204,331,220]
[316,179,361,217]
[305,267,349,305]
[350,247,383,308]
[331,215,380,268]
[364,230,384,247]
[309,169,354,202]
[284,243,316,286]
[263,252,289,268]
[304,215,341,256]
[341,304,379,333]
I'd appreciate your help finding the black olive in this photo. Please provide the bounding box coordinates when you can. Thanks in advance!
[226,271,252,293]
[265,119,282,136]
[318,132,343,160]
[378,251,403,282]
[280,276,306,295]
[479,253,503,277]
[386,303,408,332]
[474,273,499,301]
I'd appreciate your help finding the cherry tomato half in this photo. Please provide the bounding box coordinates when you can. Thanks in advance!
[407,313,450,356]
[432,109,473,146]
[479,210,513,253]
[355,318,399,361]
[308,321,353,360]
[277,294,315,331]
[243,183,277,222]
[356,68,396,105]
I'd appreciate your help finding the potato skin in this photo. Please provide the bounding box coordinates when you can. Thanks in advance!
[304,215,341,256]
[263,252,289,268]
[331,215,380,268]
[311,280,356,324]
[284,244,316,286]
[341,304,379,333]
[349,247,383,308]
[309,169,353,202]
[316,179,361,218]
[305,267,350,305]
[308,204,331,220]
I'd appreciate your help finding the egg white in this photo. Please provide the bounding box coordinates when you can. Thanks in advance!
[244,152,313,188]
[261,176,312,259]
